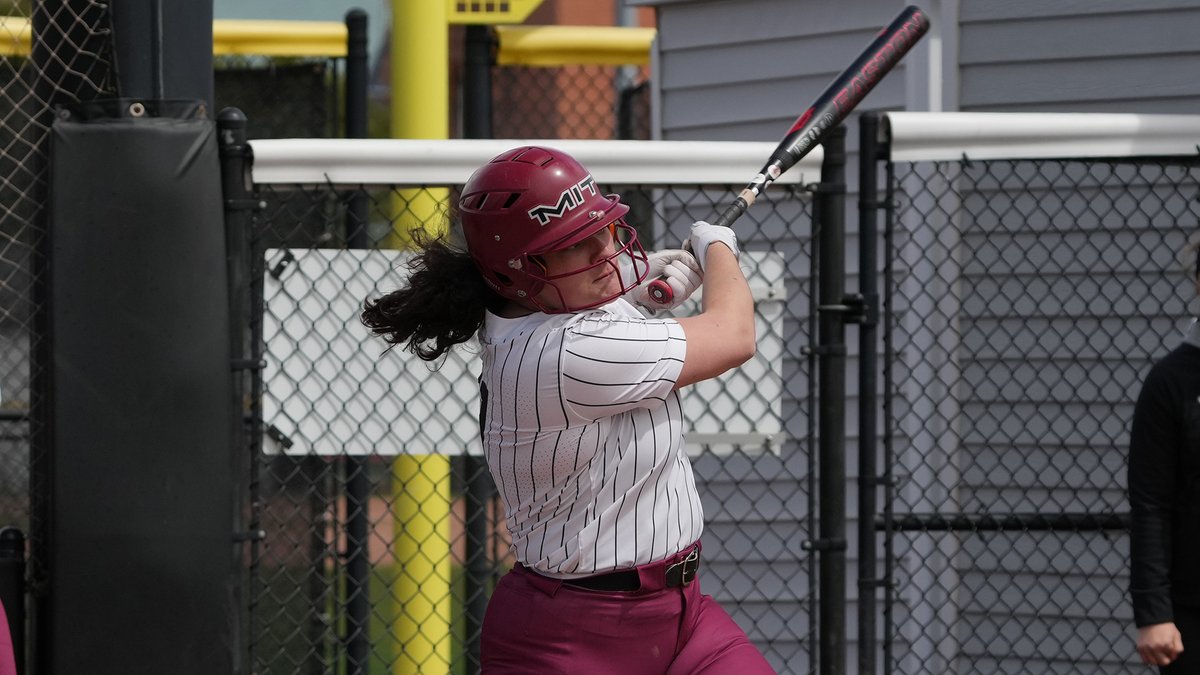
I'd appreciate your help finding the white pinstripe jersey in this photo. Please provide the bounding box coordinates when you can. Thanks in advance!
[478,298,703,577]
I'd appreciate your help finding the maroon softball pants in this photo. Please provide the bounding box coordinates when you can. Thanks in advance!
[480,547,776,674]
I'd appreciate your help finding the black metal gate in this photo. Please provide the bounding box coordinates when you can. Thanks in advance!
[859,111,1200,675]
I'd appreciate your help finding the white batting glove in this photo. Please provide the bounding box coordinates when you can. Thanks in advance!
[629,249,703,311]
[688,220,739,272]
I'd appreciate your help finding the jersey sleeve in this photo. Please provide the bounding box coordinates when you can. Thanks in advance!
[1128,359,1180,627]
[558,314,686,423]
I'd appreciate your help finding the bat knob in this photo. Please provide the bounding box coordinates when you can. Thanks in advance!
[647,278,674,305]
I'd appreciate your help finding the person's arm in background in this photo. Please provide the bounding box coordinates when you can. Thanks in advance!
[1129,364,1184,667]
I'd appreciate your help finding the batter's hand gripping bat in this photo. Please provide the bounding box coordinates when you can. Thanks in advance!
[646,5,930,305]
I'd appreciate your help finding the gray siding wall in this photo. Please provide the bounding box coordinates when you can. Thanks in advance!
[959,0,1200,112]
[650,0,918,142]
[649,0,1200,127]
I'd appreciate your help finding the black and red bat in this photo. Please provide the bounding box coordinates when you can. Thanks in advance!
[648,5,930,305]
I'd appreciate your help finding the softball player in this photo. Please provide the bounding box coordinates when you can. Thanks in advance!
[362,145,774,673]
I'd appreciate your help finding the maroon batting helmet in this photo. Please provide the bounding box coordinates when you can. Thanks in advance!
[459,145,648,312]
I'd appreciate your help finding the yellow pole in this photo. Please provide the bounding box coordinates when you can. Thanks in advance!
[391,456,453,674]
[389,0,450,247]
[389,2,452,674]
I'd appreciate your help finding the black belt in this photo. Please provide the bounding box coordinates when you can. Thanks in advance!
[562,548,700,592]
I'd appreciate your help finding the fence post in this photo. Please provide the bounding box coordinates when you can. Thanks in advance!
[856,111,884,675]
[879,120,899,675]
[464,24,494,140]
[815,125,848,675]
[0,527,24,674]
[218,106,263,674]
[342,10,373,675]
[462,21,497,674]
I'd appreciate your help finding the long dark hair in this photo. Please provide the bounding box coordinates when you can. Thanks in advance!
[361,228,502,361]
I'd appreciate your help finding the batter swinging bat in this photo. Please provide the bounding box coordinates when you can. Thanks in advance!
[647,4,930,305]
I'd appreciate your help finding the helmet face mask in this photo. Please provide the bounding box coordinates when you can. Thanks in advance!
[460,146,649,313]
[523,219,648,312]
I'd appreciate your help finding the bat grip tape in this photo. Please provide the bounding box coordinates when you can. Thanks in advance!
[711,197,748,229]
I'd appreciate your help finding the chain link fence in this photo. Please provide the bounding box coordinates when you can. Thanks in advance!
[240,163,820,673]
[213,24,652,143]
[0,0,117,598]
[215,56,340,139]
[875,155,1200,674]
[492,63,650,140]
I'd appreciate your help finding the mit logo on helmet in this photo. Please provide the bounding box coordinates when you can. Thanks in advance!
[526,175,599,226]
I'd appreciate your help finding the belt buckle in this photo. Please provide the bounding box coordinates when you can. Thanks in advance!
[667,547,699,587]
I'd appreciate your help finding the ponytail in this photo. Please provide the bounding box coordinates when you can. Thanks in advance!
[361,230,500,361]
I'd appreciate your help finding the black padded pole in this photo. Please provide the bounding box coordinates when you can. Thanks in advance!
[47,99,233,674]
